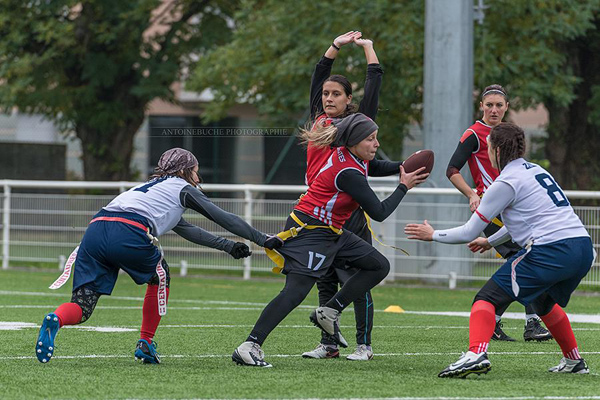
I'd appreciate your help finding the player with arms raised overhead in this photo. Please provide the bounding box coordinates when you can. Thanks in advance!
[303,31,388,361]
[406,122,595,378]
[35,148,282,364]
[446,84,551,342]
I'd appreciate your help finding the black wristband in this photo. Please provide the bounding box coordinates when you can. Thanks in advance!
[332,42,340,51]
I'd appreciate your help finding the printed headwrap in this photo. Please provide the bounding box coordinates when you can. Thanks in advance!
[156,148,198,174]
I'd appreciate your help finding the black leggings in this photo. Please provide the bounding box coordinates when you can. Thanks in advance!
[248,251,389,345]
[474,279,556,318]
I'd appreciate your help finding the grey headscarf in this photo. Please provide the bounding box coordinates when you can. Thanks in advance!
[156,148,198,174]
[331,113,379,147]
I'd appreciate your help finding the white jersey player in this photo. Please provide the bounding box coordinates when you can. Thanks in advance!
[405,122,595,378]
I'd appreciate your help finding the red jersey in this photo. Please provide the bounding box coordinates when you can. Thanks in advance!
[296,146,367,228]
[461,120,499,195]
[304,113,370,186]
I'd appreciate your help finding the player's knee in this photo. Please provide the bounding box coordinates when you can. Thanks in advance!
[530,292,555,316]
[70,286,101,323]
[473,279,511,311]
[148,259,171,288]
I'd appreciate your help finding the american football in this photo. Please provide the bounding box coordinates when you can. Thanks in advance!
[402,149,435,174]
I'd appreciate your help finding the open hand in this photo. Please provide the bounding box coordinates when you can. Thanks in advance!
[404,220,434,241]
[400,165,429,189]
[354,38,373,48]
[469,194,481,212]
[334,31,362,47]
[468,237,492,253]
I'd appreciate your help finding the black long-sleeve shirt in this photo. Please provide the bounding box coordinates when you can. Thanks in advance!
[446,131,479,178]
[309,56,384,121]
[179,186,267,247]
[336,168,408,222]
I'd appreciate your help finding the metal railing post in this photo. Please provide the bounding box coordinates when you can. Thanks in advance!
[243,187,253,280]
[2,183,11,269]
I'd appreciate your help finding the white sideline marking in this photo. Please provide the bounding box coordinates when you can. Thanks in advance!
[110,397,600,400]
[4,290,600,323]
[3,350,600,362]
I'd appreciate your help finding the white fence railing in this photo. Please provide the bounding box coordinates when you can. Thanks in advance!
[1,179,599,287]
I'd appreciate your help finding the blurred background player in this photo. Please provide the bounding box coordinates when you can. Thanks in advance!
[407,122,594,377]
[303,31,389,361]
[233,114,428,367]
[35,148,282,364]
[446,84,552,342]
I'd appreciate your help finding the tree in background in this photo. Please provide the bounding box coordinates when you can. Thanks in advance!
[192,0,600,189]
[0,0,237,180]
[187,0,425,160]
[475,0,600,189]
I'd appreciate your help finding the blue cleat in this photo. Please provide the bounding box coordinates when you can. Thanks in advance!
[134,339,161,364]
[36,313,60,363]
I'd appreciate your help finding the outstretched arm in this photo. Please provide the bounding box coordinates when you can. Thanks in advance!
[405,181,515,243]
[337,166,428,222]
[172,217,235,253]
[179,186,267,246]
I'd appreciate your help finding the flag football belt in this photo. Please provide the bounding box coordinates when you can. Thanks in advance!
[49,216,168,316]
[363,212,410,256]
[266,211,343,274]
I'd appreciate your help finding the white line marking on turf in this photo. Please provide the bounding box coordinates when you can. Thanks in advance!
[113,397,600,400]
[4,290,600,323]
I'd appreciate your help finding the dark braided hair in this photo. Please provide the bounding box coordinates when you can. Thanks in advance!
[324,75,359,117]
[489,122,526,171]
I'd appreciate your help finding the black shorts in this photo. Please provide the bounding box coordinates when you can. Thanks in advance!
[278,212,376,278]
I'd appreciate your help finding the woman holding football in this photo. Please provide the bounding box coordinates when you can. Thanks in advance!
[302,31,389,361]
[233,113,429,368]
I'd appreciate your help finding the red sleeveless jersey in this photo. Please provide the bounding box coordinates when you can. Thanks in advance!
[305,113,370,186]
[296,146,367,228]
[461,120,499,195]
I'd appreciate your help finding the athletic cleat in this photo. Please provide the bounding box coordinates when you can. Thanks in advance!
[301,343,339,359]
[548,357,589,374]
[134,339,161,364]
[438,351,491,378]
[35,313,60,363]
[524,318,553,342]
[346,344,373,361]
[232,341,272,367]
[491,320,516,342]
[309,306,348,348]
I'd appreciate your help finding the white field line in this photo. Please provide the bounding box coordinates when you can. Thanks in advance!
[5,350,600,361]
[107,397,600,400]
[4,320,600,332]
[4,288,600,324]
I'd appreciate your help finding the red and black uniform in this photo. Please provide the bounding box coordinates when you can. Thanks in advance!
[447,120,498,195]
[305,56,387,346]
[246,145,408,346]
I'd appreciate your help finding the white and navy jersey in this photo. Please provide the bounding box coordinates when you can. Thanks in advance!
[103,176,267,246]
[433,158,588,247]
[104,176,188,237]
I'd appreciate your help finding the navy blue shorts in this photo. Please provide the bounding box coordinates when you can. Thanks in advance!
[72,210,162,295]
[492,236,594,307]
